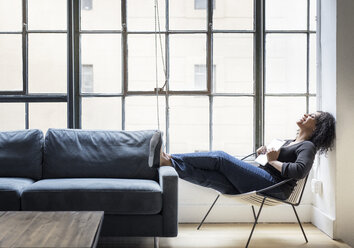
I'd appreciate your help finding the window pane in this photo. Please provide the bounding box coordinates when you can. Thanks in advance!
[169,96,209,153]
[128,35,165,91]
[265,34,307,93]
[309,34,316,94]
[213,97,253,157]
[213,34,253,93]
[170,0,206,30]
[81,65,94,93]
[28,0,67,30]
[127,0,165,31]
[125,96,166,135]
[309,96,317,113]
[310,0,317,31]
[81,0,121,30]
[29,34,67,93]
[29,103,67,133]
[0,0,22,31]
[266,0,307,30]
[0,35,22,91]
[0,103,25,130]
[265,97,306,144]
[81,34,121,93]
[81,97,122,130]
[213,0,253,30]
[170,34,207,91]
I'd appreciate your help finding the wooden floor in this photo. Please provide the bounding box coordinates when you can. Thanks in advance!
[98,223,351,248]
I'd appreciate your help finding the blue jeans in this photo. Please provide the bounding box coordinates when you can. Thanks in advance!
[171,151,290,199]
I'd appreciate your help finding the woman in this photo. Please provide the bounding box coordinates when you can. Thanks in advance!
[159,111,336,200]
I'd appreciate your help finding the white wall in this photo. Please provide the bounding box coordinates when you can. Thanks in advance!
[315,1,354,246]
[311,0,336,237]
[335,0,354,246]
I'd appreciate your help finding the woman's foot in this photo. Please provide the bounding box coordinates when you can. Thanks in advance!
[160,150,173,166]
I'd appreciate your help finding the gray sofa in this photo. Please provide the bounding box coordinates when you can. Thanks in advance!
[0,128,178,246]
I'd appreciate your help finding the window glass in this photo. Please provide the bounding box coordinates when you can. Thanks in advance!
[213,33,253,93]
[81,0,93,11]
[265,34,307,93]
[125,96,166,136]
[0,103,25,130]
[310,0,317,31]
[213,0,253,30]
[28,34,67,93]
[194,0,215,10]
[0,0,22,32]
[309,34,316,94]
[81,65,94,93]
[213,97,253,158]
[170,34,207,91]
[0,35,23,91]
[128,35,165,91]
[169,96,209,153]
[127,0,165,31]
[266,0,307,30]
[265,97,306,144]
[29,103,67,133]
[81,0,121,30]
[309,96,317,114]
[28,0,67,30]
[81,34,121,93]
[81,97,122,130]
[170,0,207,30]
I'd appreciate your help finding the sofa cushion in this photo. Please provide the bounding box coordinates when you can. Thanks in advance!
[43,129,159,180]
[0,129,43,180]
[0,178,35,210]
[21,178,162,214]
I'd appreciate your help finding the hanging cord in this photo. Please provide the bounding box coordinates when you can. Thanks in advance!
[154,0,168,130]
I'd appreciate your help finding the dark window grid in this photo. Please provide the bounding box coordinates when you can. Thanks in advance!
[0,0,70,129]
[75,0,314,153]
[0,0,316,154]
[262,0,315,144]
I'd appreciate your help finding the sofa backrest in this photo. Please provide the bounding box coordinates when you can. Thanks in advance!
[43,129,159,180]
[0,129,43,180]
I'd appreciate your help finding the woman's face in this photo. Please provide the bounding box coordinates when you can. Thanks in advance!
[296,112,319,132]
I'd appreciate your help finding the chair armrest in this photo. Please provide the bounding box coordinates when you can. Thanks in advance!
[256,179,293,194]
[158,166,178,237]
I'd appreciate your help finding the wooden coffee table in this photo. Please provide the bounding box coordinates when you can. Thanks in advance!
[0,211,104,248]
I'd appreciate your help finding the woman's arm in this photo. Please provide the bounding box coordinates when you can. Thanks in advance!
[267,142,316,179]
[266,148,283,172]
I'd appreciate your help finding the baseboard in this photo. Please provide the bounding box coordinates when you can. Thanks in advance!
[178,203,312,223]
[311,206,334,238]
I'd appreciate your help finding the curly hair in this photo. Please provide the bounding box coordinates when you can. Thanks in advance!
[309,111,336,155]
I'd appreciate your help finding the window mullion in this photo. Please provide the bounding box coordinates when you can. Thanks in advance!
[122,0,127,130]
[255,0,265,151]
[208,0,213,151]
[165,0,170,153]
[306,0,310,113]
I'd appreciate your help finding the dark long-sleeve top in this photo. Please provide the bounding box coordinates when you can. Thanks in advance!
[260,140,316,189]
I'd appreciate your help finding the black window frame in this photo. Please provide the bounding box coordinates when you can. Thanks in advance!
[0,0,316,155]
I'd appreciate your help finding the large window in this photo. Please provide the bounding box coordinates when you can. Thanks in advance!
[0,0,316,158]
[0,0,67,132]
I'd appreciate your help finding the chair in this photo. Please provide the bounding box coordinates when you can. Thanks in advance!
[197,153,309,248]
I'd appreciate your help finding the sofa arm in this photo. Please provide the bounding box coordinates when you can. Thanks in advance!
[158,166,178,237]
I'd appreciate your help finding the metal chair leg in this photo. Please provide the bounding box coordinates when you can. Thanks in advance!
[245,197,266,248]
[154,237,159,248]
[251,206,256,220]
[197,194,220,230]
[292,205,308,243]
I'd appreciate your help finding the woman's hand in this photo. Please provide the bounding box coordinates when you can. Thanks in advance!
[266,148,280,162]
[256,146,267,156]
